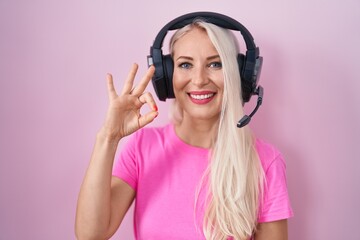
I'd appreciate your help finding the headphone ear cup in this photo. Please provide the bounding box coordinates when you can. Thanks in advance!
[238,53,251,103]
[163,54,175,98]
[150,48,168,101]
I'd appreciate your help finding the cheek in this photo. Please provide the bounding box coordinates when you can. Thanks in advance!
[172,73,183,98]
[172,73,180,91]
[172,70,188,90]
[213,73,224,92]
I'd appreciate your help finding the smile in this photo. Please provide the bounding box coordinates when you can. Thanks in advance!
[187,91,216,104]
[189,93,214,100]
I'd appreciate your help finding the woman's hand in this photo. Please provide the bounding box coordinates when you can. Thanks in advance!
[101,63,158,141]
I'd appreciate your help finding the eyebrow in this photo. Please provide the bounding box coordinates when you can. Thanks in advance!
[175,55,221,61]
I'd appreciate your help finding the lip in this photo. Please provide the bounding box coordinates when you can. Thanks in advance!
[187,91,216,105]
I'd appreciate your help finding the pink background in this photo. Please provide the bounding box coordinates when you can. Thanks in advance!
[1,0,359,239]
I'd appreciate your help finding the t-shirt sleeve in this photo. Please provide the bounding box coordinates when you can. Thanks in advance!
[112,133,138,190]
[258,153,294,223]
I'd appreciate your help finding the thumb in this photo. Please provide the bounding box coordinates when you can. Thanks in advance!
[138,111,158,128]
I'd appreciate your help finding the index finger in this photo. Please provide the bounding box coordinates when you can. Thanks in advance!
[131,65,155,96]
[121,63,139,95]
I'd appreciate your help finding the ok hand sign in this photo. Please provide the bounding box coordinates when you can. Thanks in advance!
[102,63,158,142]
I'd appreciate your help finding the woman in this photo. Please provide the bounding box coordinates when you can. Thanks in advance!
[75,15,293,240]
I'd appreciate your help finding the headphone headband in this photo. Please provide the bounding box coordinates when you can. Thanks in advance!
[152,12,256,50]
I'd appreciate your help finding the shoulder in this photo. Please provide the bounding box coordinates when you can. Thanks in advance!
[255,139,294,222]
[126,124,171,147]
[116,124,171,168]
[255,138,286,172]
[133,124,169,137]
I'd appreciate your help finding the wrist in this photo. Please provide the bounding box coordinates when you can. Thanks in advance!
[96,127,122,145]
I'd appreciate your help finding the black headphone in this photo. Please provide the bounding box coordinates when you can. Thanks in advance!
[147,11,264,127]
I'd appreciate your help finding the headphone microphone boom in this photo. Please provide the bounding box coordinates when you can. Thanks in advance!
[237,86,263,128]
[147,12,264,128]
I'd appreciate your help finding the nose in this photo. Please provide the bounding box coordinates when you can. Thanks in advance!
[191,66,209,87]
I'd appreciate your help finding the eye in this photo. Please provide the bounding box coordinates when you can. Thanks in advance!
[208,61,222,69]
[178,62,192,69]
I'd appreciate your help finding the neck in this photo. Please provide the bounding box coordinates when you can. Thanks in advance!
[175,115,219,149]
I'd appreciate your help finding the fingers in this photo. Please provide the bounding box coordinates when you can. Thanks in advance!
[131,65,155,96]
[106,73,117,100]
[138,111,158,128]
[137,92,158,128]
[108,63,155,103]
[138,92,158,111]
[121,63,139,95]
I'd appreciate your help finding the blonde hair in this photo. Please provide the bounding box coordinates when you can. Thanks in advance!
[169,20,265,240]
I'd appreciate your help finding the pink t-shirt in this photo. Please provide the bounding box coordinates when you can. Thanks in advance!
[112,124,293,239]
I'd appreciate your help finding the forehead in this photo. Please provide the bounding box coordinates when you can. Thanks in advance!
[172,27,219,57]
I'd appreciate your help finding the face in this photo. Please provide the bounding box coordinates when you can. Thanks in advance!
[172,27,224,123]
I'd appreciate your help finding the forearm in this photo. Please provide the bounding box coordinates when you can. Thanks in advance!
[75,65,156,239]
[75,128,120,239]
[254,220,288,240]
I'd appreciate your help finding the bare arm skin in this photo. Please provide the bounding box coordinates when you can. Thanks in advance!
[254,219,288,240]
[75,64,158,240]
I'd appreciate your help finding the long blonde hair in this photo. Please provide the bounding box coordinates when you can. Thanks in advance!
[169,20,265,240]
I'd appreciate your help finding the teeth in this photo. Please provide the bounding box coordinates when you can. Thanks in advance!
[190,93,214,100]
